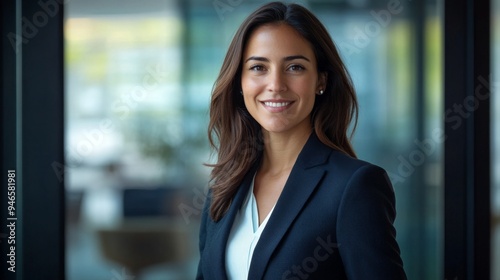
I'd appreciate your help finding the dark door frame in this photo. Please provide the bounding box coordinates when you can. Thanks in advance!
[1,0,65,279]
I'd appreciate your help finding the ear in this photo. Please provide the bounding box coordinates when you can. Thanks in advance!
[317,72,327,91]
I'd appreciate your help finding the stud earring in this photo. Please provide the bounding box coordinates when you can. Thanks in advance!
[240,90,243,95]
[318,90,324,95]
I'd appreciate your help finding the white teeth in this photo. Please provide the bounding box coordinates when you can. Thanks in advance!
[264,102,290,108]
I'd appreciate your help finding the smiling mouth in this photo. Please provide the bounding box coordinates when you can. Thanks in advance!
[262,101,292,108]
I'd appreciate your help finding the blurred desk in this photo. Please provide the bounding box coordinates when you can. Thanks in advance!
[98,218,193,279]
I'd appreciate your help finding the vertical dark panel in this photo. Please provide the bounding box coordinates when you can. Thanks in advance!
[471,0,491,278]
[444,1,467,278]
[444,0,490,279]
[19,0,65,279]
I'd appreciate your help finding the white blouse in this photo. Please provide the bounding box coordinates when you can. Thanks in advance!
[225,175,276,280]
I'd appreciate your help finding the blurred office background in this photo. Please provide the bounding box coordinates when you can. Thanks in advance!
[61,0,499,279]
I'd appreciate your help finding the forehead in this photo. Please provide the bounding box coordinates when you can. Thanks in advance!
[243,23,316,61]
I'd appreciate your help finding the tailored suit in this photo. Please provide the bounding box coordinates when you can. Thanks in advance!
[197,132,407,280]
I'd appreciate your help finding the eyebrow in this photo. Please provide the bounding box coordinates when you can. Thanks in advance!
[244,55,311,63]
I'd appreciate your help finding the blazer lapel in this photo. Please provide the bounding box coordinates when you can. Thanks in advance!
[248,133,332,280]
[208,163,258,280]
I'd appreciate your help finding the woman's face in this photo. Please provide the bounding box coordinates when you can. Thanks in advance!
[241,23,325,136]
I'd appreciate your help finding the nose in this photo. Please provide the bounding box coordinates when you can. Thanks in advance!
[267,70,287,93]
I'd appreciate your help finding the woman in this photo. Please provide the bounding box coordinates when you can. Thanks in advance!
[197,2,407,279]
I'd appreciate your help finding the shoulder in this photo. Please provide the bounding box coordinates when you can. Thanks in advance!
[328,149,381,171]
[302,132,388,179]
[322,148,391,188]
[300,133,392,194]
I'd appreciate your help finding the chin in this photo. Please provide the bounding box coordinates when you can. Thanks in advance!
[259,120,292,133]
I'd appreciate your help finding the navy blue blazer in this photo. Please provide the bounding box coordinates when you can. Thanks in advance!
[197,133,407,279]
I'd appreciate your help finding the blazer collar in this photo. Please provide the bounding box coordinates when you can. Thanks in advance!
[248,132,331,279]
[210,132,332,280]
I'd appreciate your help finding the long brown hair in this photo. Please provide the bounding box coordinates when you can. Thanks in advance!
[207,2,358,221]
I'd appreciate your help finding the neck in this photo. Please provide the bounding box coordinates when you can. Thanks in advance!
[260,128,312,174]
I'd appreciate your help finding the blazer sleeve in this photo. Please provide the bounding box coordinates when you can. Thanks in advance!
[337,164,407,279]
[196,190,211,280]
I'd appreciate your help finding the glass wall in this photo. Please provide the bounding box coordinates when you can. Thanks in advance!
[64,0,443,279]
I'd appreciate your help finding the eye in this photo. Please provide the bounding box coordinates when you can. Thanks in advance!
[249,65,266,72]
[288,64,305,72]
